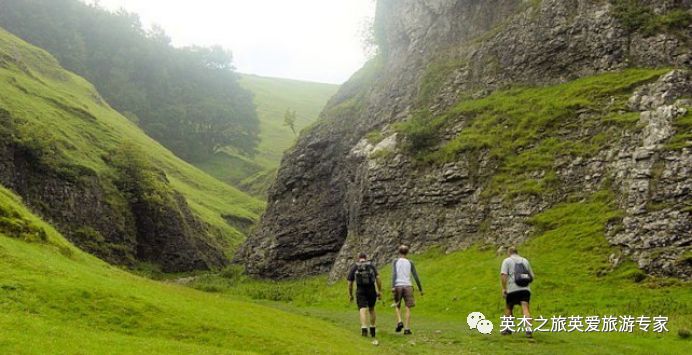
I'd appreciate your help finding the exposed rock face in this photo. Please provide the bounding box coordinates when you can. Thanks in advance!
[238,0,691,279]
[0,131,136,264]
[130,189,228,273]
[608,71,691,277]
[325,71,691,280]
[0,109,227,272]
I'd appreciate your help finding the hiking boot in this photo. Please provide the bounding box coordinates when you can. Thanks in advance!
[369,327,376,338]
[361,328,368,337]
[404,329,412,335]
[500,329,512,336]
[395,322,404,333]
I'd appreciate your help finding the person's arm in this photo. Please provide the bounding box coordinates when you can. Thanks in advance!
[346,265,356,302]
[500,259,509,297]
[410,261,423,294]
[348,280,354,302]
[391,260,397,291]
[376,276,383,299]
[371,265,382,297]
[500,274,508,297]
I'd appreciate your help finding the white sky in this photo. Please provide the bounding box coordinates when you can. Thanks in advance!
[89,0,375,84]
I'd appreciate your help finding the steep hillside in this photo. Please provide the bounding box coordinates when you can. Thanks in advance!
[0,186,378,354]
[0,28,264,272]
[196,74,339,196]
[239,0,691,279]
[0,0,260,163]
[240,74,340,169]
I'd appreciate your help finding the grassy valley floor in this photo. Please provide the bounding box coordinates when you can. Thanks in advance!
[187,192,692,354]
[1,175,690,354]
[0,187,382,354]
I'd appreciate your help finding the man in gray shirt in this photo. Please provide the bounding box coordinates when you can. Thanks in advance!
[500,246,535,337]
[392,245,423,335]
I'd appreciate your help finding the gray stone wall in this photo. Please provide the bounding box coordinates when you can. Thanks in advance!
[239,0,691,280]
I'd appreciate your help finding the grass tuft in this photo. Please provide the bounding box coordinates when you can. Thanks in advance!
[397,69,669,199]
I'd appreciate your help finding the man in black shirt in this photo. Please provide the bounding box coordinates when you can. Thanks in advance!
[347,252,383,337]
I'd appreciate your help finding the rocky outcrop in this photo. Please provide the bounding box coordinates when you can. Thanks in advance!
[608,70,691,276]
[325,71,691,280]
[239,0,691,279]
[0,132,136,264]
[130,189,228,273]
[0,108,228,272]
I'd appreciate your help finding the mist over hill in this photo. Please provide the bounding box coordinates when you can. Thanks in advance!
[196,74,339,197]
[0,28,263,271]
[0,0,259,162]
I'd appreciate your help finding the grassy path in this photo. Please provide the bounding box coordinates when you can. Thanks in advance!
[188,192,691,354]
[1,183,690,354]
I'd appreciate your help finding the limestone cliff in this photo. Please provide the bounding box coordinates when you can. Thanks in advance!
[238,0,691,279]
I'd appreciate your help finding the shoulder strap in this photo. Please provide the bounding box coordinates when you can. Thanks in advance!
[515,257,529,272]
[523,258,530,273]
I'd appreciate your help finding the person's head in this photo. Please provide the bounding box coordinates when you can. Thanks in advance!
[507,246,518,256]
[358,252,367,261]
[398,245,409,256]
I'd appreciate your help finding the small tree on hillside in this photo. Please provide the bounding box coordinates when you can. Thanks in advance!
[284,109,297,135]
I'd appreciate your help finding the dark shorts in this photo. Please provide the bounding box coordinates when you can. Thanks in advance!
[356,287,377,309]
[506,290,531,307]
[394,286,415,308]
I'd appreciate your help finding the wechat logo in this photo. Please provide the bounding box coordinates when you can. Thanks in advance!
[467,311,494,335]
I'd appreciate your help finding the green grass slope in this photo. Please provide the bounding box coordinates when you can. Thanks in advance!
[0,28,263,247]
[190,193,691,354]
[196,74,339,196]
[397,68,673,199]
[0,186,380,354]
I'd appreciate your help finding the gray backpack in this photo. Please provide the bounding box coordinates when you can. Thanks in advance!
[355,261,375,287]
[514,258,533,287]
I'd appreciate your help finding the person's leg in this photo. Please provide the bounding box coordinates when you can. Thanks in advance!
[403,287,414,334]
[359,307,369,336]
[394,287,404,332]
[521,301,532,336]
[394,304,404,332]
[501,302,514,335]
[359,307,368,328]
[369,307,377,337]
[520,302,531,323]
[504,291,514,317]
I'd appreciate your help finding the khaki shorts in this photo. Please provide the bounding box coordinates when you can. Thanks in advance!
[394,286,415,308]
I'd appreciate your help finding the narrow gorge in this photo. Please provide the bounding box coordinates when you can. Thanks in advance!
[238,0,691,280]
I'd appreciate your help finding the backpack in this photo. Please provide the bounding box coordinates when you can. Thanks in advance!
[513,258,533,287]
[354,261,375,287]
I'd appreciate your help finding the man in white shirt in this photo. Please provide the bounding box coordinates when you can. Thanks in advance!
[500,246,535,337]
[391,245,423,335]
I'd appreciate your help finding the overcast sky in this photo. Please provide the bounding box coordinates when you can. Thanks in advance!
[89,0,375,84]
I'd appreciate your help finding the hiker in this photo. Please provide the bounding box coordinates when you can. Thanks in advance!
[347,252,383,338]
[500,246,535,338]
[392,245,423,335]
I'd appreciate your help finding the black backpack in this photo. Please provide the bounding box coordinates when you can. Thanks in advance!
[355,261,375,287]
[514,258,533,287]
